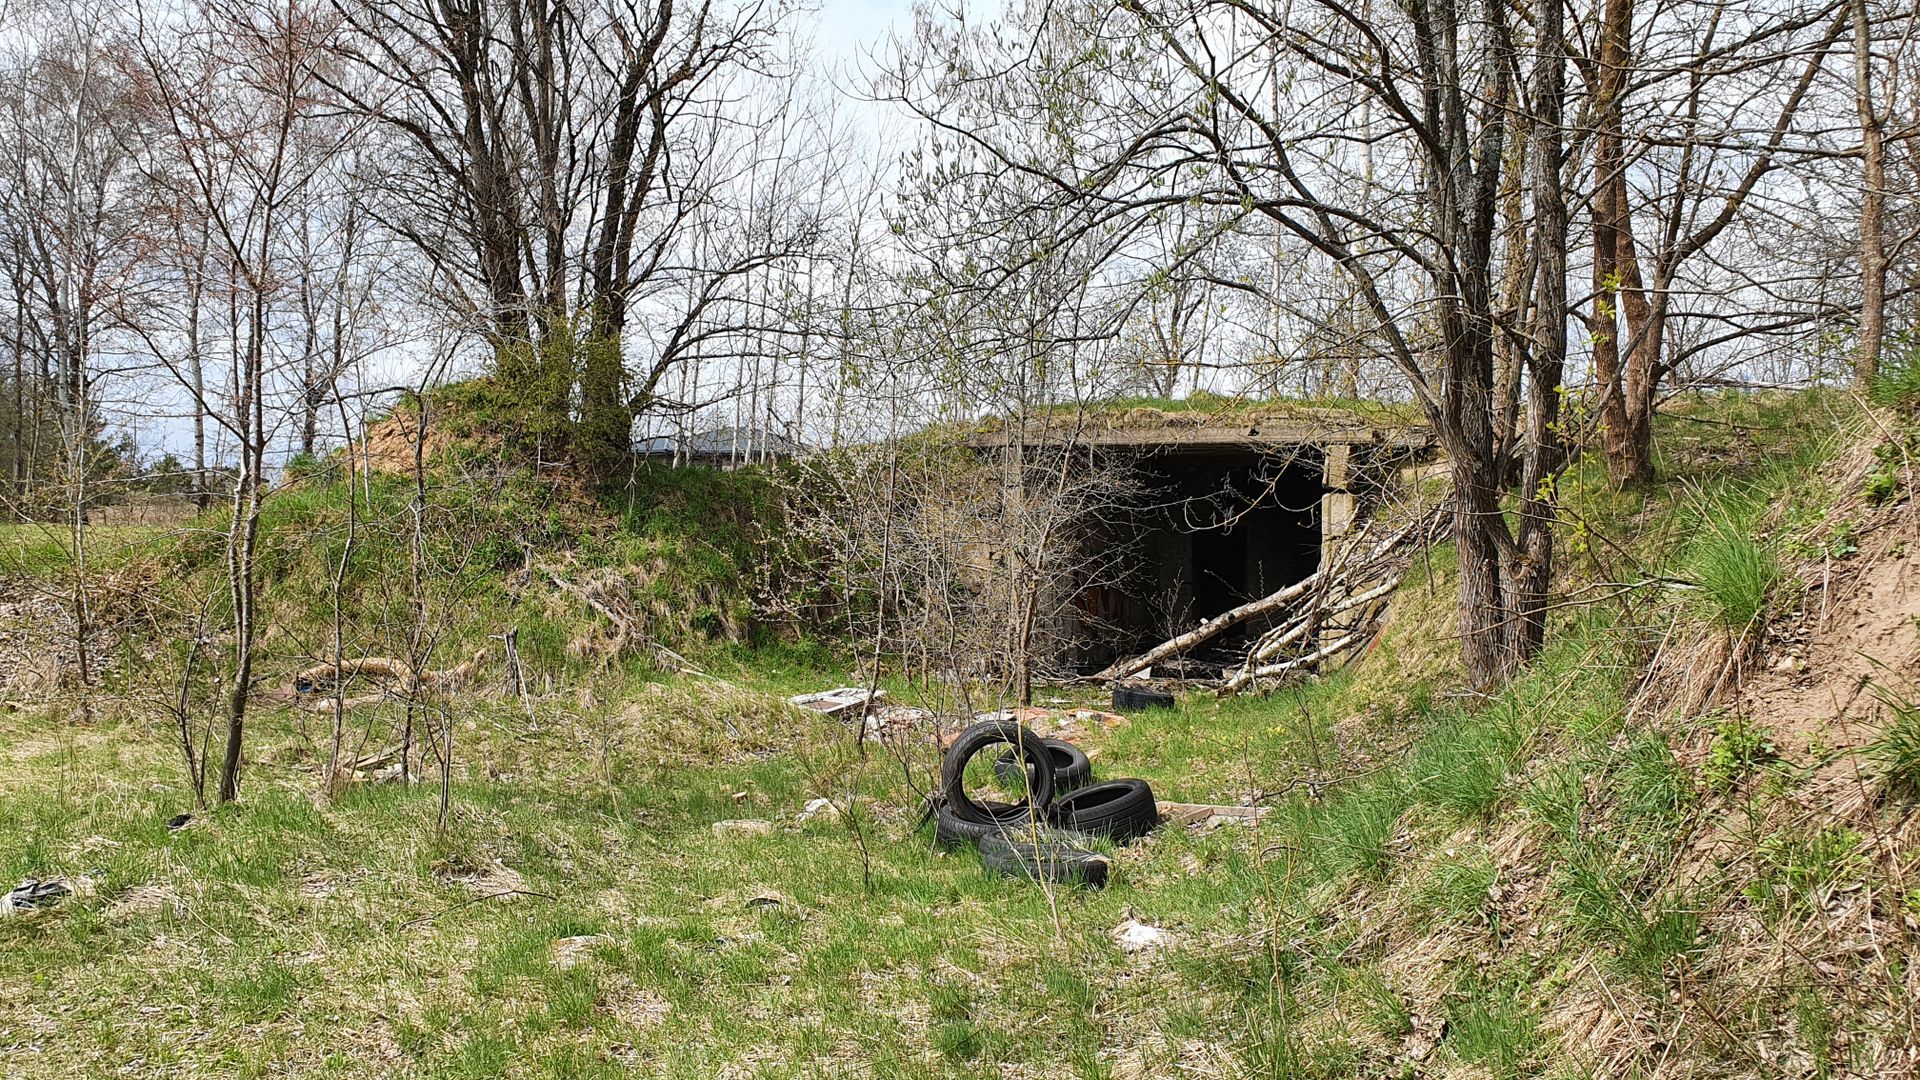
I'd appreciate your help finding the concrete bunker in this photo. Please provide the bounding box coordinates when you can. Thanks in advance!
[972,406,1432,676]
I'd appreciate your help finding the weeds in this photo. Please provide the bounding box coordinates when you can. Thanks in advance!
[1746,825,1864,921]
[1702,715,1777,793]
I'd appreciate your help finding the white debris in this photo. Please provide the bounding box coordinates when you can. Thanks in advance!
[1112,917,1175,954]
[787,687,886,720]
[797,798,840,824]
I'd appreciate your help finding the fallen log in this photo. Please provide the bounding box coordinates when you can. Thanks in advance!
[292,649,486,702]
[1089,574,1323,681]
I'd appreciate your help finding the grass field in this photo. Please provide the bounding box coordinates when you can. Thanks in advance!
[2,388,1917,1077]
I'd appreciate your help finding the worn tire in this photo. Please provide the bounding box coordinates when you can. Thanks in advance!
[931,800,1034,850]
[994,738,1092,793]
[940,721,1056,825]
[1048,778,1159,843]
[1112,685,1176,712]
[977,832,1110,889]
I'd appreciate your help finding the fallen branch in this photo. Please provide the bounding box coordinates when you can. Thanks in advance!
[1092,503,1447,682]
[543,566,635,658]
[1234,574,1404,674]
[1223,628,1371,692]
[1090,573,1324,681]
[291,649,486,703]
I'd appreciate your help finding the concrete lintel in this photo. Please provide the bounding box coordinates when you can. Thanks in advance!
[968,425,1430,452]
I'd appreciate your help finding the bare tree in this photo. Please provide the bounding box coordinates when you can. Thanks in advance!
[130,0,339,801]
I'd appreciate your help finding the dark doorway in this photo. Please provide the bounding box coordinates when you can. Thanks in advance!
[1077,447,1324,672]
[1190,518,1249,620]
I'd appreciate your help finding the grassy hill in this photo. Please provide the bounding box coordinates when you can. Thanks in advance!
[1,384,1917,1077]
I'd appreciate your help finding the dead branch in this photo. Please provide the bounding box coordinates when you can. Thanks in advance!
[1091,503,1448,682]
[291,648,486,706]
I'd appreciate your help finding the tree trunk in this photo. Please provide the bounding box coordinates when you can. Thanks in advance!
[1515,0,1569,662]
[1851,0,1887,385]
[1588,0,1658,487]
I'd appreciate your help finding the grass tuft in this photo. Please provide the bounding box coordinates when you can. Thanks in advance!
[1865,681,1920,797]
[1867,346,1920,411]
[1687,509,1781,632]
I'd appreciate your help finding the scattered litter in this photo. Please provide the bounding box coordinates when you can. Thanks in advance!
[1112,917,1175,954]
[2,876,94,917]
[745,891,786,909]
[797,798,840,824]
[165,813,194,831]
[787,687,885,720]
[1068,709,1128,729]
[971,706,1055,726]
[711,819,775,838]
[864,704,936,741]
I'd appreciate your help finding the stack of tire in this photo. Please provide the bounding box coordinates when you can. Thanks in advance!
[932,719,1159,889]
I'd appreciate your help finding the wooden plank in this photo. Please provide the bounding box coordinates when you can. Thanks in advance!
[1158,801,1272,827]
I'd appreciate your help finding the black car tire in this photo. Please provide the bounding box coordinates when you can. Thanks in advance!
[1048,778,1159,843]
[939,720,1056,825]
[977,832,1110,889]
[994,738,1092,793]
[931,799,1035,849]
[1112,685,1176,712]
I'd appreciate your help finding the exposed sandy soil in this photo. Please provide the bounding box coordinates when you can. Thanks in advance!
[1739,489,1919,764]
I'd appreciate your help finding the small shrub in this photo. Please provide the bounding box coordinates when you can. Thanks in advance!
[1701,715,1776,793]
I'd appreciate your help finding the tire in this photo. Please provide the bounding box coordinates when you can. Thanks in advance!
[940,720,1056,825]
[977,832,1110,889]
[931,799,1035,850]
[994,738,1092,792]
[1112,685,1176,712]
[1048,778,1159,843]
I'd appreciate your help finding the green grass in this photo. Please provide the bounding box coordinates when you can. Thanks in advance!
[0,522,172,576]
[1686,509,1781,632]
[1867,346,1920,411]
[1866,680,1920,797]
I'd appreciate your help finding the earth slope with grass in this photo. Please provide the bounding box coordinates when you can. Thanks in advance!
[1,387,1918,1078]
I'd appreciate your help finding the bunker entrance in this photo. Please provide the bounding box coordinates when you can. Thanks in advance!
[1078,448,1325,673]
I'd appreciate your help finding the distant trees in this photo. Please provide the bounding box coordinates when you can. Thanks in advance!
[321,0,831,475]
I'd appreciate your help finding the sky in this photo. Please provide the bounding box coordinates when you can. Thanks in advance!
[814,0,917,67]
